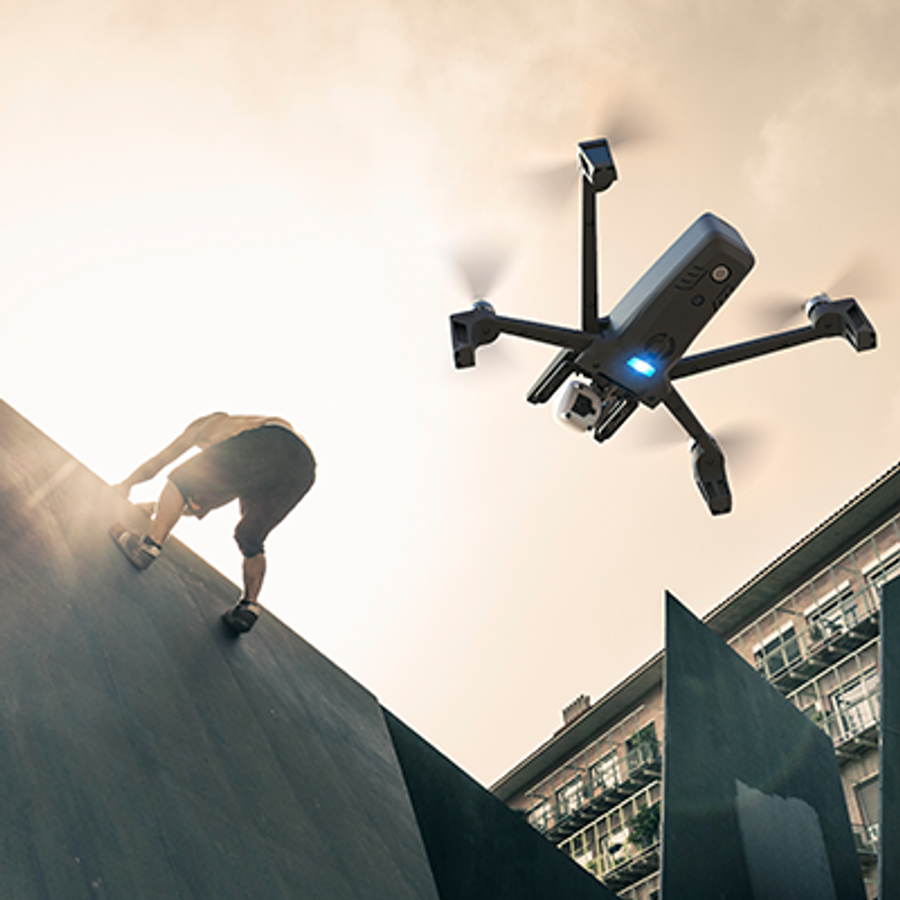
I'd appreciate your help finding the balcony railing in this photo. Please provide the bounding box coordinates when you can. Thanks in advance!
[527,744,662,842]
[753,602,879,693]
[592,840,660,892]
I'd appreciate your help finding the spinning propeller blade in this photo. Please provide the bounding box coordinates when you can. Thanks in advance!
[638,413,768,481]
[753,250,892,330]
[829,250,890,301]
[603,103,660,150]
[451,238,513,300]
[524,101,662,210]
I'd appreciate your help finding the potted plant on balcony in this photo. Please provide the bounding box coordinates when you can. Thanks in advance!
[628,803,661,850]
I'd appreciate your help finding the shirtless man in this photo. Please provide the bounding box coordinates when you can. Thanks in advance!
[111,413,316,634]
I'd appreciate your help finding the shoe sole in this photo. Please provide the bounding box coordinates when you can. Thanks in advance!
[109,523,158,571]
[222,605,260,634]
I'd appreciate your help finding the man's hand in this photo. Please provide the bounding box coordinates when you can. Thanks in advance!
[112,482,132,499]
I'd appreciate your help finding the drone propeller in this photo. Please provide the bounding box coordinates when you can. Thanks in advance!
[829,250,889,300]
[638,413,768,481]
[602,103,660,151]
[714,423,768,479]
[524,101,662,211]
[451,237,513,301]
[754,250,891,330]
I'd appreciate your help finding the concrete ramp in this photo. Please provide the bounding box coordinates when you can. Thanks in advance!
[0,401,612,900]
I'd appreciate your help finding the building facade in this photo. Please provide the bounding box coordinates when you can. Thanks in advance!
[491,465,900,899]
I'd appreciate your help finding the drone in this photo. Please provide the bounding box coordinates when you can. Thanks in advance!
[448,138,877,515]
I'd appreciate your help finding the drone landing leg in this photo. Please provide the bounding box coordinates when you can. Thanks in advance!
[662,388,732,515]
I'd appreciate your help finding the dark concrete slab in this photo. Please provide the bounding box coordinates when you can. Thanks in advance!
[0,401,440,900]
[880,576,900,899]
[662,591,865,900]
[384,711,619,900]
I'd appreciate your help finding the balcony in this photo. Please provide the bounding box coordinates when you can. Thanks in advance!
[755,605,879,694]
[597,841,660,892]
[825,712,880,760]
[526,744,661,842]
[540,746,662,843]
[561,792,661,893]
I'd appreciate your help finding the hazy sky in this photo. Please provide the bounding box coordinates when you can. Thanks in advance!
[3,0,900,785]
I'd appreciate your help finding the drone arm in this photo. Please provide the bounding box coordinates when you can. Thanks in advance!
[491,315,593,350]
[450,306,592,369]
[662,387,715,451]
[669,325,821,380]
[671,297,877,380]
[662,387,732,515]
[581,177,600,332]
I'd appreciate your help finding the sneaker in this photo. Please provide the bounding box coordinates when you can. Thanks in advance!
[222,599,261,634]
[109,523,162,570]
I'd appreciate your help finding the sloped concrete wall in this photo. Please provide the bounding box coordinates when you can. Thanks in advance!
[0,400,438,900]
[0,400,613,900]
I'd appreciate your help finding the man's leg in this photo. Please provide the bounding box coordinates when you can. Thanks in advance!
[149,480,186,545]
[111,480,186,570]
[222,437,315,633]
[223,552,265,634]
[242,552,266,605]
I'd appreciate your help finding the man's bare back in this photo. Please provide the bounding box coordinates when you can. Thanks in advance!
[191,414,298,449]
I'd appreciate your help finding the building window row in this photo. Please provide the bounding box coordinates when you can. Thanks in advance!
[788,640,880,754]
[728,515,899,698]
[523,715,662,840]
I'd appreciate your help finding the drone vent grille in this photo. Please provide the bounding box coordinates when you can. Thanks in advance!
[675,264,706,291]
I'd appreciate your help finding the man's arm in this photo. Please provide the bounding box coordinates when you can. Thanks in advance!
[114,413,224,497]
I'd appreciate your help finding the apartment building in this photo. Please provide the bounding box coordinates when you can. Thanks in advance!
[491,464,900,899]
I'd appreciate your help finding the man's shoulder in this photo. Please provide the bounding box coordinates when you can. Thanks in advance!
[186,413,230,446]
[192,414,297,448]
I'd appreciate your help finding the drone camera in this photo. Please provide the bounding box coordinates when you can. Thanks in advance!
[578,139,617,193]
[554,381,602,432]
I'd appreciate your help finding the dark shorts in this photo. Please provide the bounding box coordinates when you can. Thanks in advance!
[169,426,315,558]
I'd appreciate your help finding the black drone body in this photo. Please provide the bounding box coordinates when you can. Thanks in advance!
[449,139,877,514]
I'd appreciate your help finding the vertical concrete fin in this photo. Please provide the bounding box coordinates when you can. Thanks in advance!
[662,590,866,900]
[384,710,620,900]
[880,576,900,898]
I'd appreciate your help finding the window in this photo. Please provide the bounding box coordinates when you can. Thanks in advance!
[527,799,552,831]
[806,583,857,639]
[830,669,880,739]
[754,625,801,676]
[602,826,629,868]
[626,724,659,771]
[856,776,880,846]
[864,541,900,589]
[590,750,620,793]
[557,777,585,818]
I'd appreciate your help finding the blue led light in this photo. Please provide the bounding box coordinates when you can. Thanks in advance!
[627,356,656,378]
